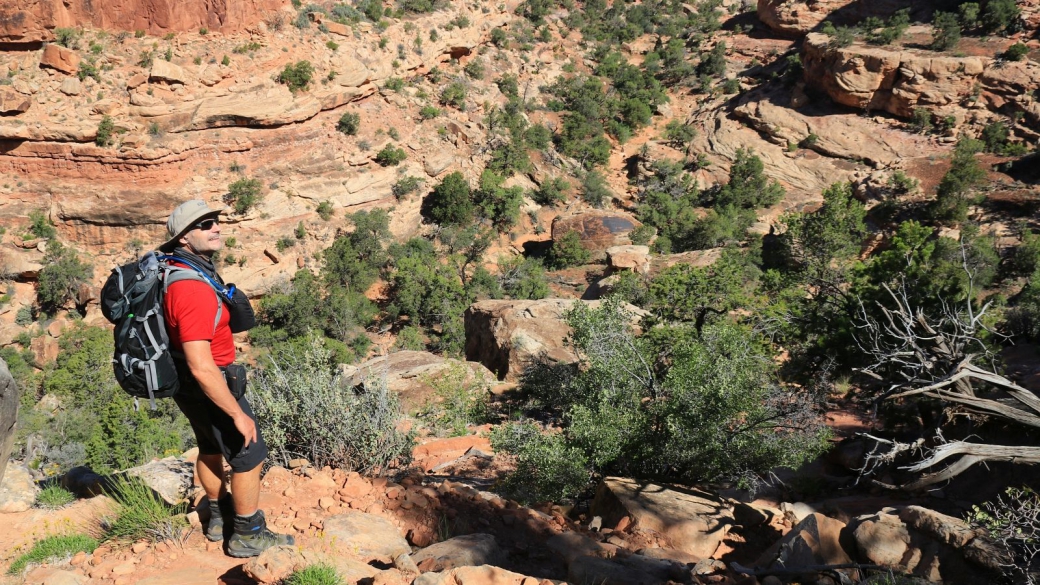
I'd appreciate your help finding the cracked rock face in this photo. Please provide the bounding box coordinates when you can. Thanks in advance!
[0,358,17,488]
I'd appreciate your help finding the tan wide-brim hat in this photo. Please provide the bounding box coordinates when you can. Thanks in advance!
[159,199,223,252]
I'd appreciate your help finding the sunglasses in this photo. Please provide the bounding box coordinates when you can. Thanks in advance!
[193,218,219,231]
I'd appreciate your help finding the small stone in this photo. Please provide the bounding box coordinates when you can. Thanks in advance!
[288,458,309,469]
[131,541,148,554]
[319,497,335,510]
[112,563,135,575]
[70,552,87,566]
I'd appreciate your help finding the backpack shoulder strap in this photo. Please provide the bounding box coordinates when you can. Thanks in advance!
[162,266,224,334]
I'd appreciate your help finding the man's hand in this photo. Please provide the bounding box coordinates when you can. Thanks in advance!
[232,412,258,446]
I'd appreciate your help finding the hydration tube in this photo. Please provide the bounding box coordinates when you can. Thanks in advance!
[158,254,235,301]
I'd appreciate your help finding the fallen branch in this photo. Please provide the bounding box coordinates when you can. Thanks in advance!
[899,442,1040,491]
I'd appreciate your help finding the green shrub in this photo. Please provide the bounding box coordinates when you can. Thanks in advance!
[889,170,919,194]
[96,115,115,147]
[547,231,590,269]
[931,12,961,51]
[1002,42,1028,61]
[221,55,230,66]
[497,256,550,300]
[384,76,404,91]
[663,120,696,148]
[981,0,1021,33]
[77,60,100,82]
[374,144,407,166]
[629,224,655,246]
[931,136,985,224]
[440,81,467,110]
[392,326,426,351]
[276,236,296,252]
[225,178,264,214]
[401,0,434,13]
[285,564,344,585]
[295,221,306,240]
[53,28,80,49]
[36,485,75,509]
[419,105,441,120]
[579,170,611,208]
[278,60,314,92]
[7,534,97,575]
[417,363,491,436]
[1008,229,1040,278]
[830,26,855,48]
[532,177,569,207]
[37,241,93,313]
[28,210,57,239]
[392,176,424,200]
[250,337,415,473]
[15,307,33,326]
[103,475,187,543]
[910,107,933,134]
[337,112,360,135]
[491,422,591,504]
[464,59,485,80]
[316,200,334,221]
[424,172,473,226]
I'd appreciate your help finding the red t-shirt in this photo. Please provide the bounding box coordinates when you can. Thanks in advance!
[163,275,235,367]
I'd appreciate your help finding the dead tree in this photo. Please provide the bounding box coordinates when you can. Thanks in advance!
[852,280,1040,491]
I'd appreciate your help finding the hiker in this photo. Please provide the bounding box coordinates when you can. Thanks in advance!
[159,199,293,557]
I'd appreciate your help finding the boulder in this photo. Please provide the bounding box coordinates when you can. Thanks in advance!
[568,555,671,585]
[756,513,858,581]
[853,512,910,567]
[552,211,642,253]
[591,477,733,560]
[61,466,105,497]
[149,59,190,85]
[0,462,37,513]
[0,357,18,486]
[135,567,217,585]
[60,77,81,96]
[605,245,650,273]
[243,545,377,584]
[756,0,905,37]
[322,511,411,562]
[23,567,87,585]
[412,533,504,572]
[802,33,1040,133]
[0,87,31,114]
[123,456,195,504]
[40,44,79,75]
[346,350,495,411]
[412,565,545,585]
[464,299,645,381]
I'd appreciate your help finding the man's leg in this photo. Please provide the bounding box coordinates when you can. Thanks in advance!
[196,454,226,500]
[229,464,261,516]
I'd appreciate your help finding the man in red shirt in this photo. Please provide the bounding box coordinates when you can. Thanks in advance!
[160,200,292,557]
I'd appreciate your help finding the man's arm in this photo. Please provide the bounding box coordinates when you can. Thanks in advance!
[182,340,257,445]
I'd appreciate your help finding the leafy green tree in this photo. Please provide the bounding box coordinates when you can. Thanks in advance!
[337,112,360,135]
[322,209,391,291]
[37,241,93,313]
[547,231,590,269]
[931,12,961,51]
[474,170,523,231]
[580,170,611,208]
[439,81,467,110]
[494,298,829,500]
[981,0,1021,33]
[225,178,264,214]
[711,148,785,209]
[28,210,57,239]
[931,136,985,224]
[497,256,550,300]
[374,144,407,166]
[424,172,474,226]
[648,249,759,331]
[278,61,314,92]
[533,177,569,207]
[635,159,702,253]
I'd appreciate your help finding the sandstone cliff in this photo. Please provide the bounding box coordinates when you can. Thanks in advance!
[802,32,1040,134]
[0,0,287,43]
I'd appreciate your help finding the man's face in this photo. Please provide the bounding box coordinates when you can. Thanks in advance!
[179,216,223,256]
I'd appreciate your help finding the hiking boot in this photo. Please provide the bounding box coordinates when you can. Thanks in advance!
[226,511,294,558]
[204,494,233,542]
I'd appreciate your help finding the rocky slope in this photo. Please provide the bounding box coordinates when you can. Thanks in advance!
[0,0,286,43]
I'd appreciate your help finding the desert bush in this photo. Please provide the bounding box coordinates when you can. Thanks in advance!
[931,12,961,51]
[463,59,485,80]
[250,337,415,473]
[663,120,696,148]
[580,170,611,208]
[225,178,264,214]
[419,105,441,120]
[492,298,830,500]
[417,363,491,436]
[337,112,360,135]
[981,0,1021,33]
[278,61,314,92]
[1003,42,1028,61]
[28,210,57,239]
[392,176,424,200]
[374,144,407,166]
[930,136,985,224]
[532,177,569,207]
[96,116,115,147]
[7,534,96,575]
[36,241,93,313]
[497,256,550,300]
[424,172,474,226]
[490,422,591,504]
[316,200,334,220]
[474,170,523,230]
[102,475,187,543]
[968,486,1039,583]
[439,81,467,109]
[547,231,590,269]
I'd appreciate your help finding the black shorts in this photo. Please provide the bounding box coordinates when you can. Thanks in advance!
[173,370,268,473]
